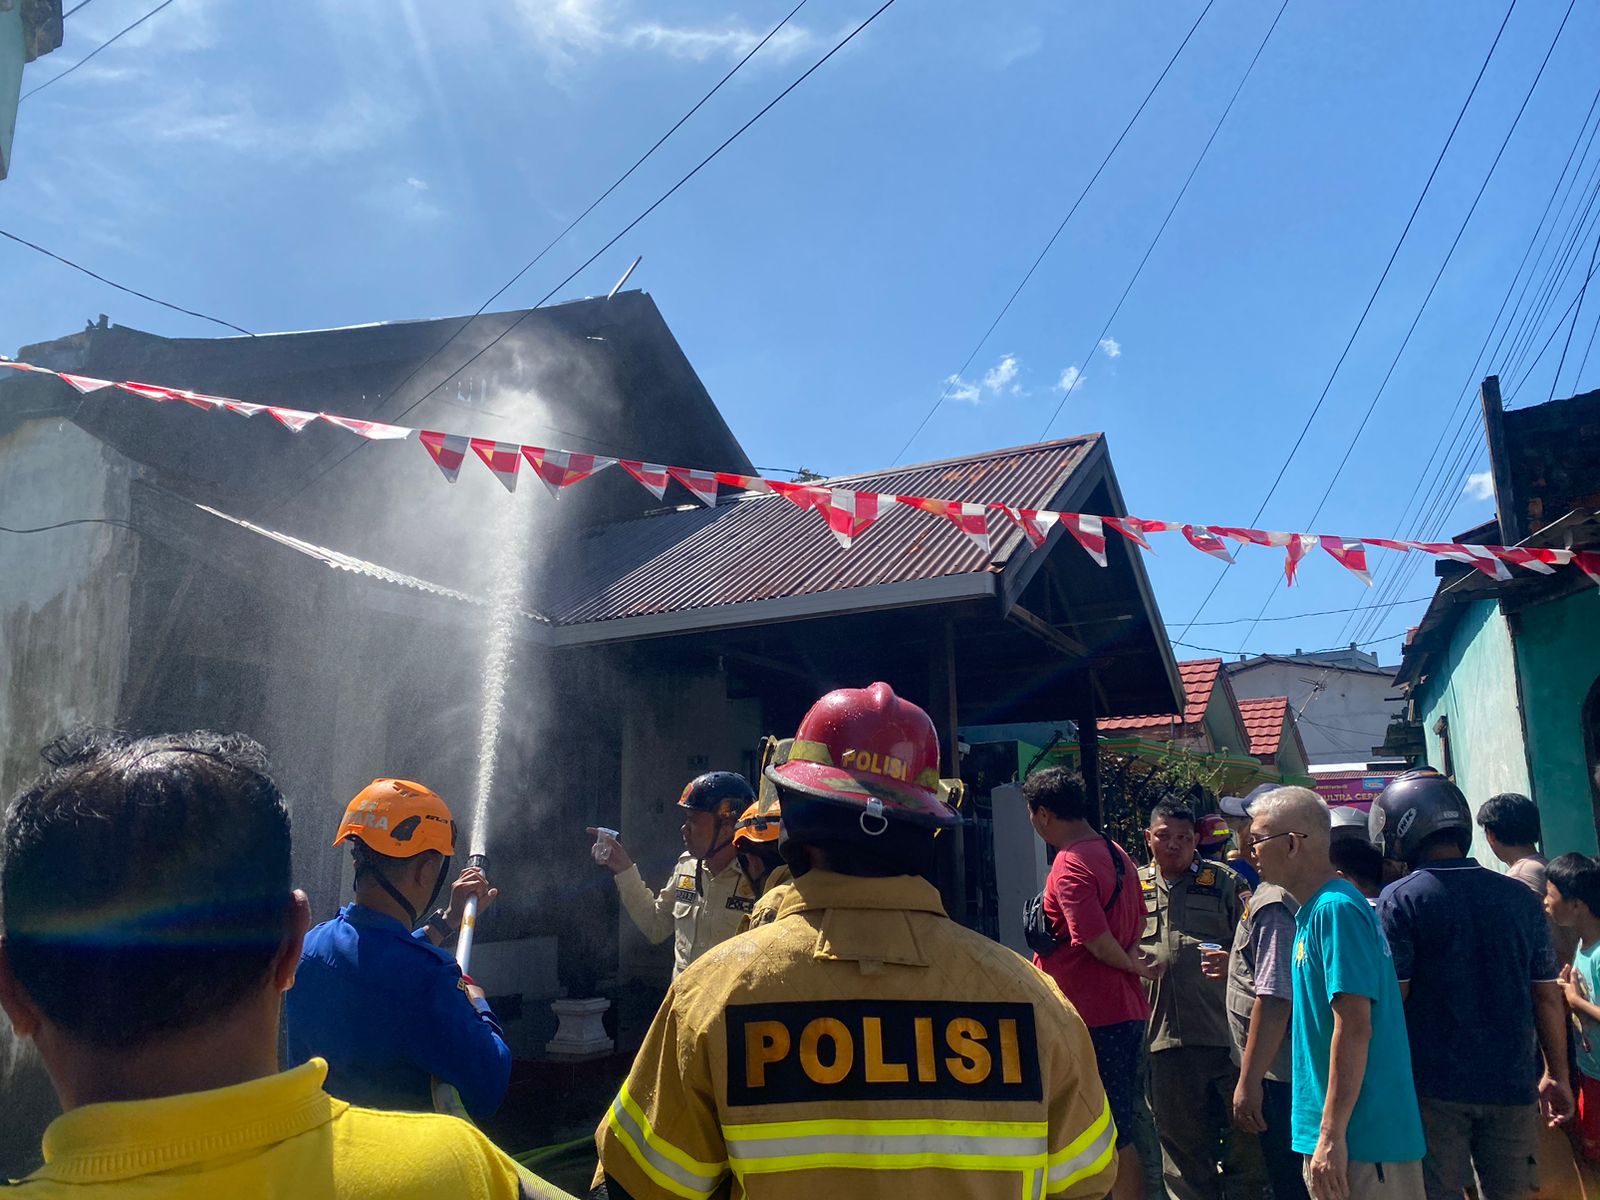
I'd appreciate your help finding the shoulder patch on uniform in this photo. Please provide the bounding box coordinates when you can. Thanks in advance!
[725,1000,1043,1107]
[1196,868,1216,888]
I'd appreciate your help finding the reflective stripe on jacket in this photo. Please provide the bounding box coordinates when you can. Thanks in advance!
[596,869,1117,1199]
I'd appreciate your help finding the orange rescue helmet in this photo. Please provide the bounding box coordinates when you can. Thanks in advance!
[333,778,456,858]
[733,800,781,848]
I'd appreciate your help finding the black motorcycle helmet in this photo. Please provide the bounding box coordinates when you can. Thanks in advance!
[1369,768,1471,865]
[678,771,756,820]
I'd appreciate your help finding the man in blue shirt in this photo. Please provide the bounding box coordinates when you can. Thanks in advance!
[1372,770,1570,1200]
[1248,785,1425,1200]
[286,778,511,1121]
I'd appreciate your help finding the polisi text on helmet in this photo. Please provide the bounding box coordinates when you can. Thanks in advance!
[840,748,909,782]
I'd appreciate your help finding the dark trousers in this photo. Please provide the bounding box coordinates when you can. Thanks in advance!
[1148,1045,1266,1200]
[1262,1079,1310,1200]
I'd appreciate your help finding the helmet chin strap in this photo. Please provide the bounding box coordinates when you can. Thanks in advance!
[355,852,451,930]
[695,820,737,894]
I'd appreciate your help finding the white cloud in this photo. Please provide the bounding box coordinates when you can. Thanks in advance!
[1463,471,1495,501]
[508,0,820,73]
[626,22,817,62]
[1098,337,1122,359]
[944,373,982,405]
[1054,366,1083,393]
[983,353,1020,395]
[406,176,429,191]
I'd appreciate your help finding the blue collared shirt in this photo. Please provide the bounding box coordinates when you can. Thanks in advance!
[285,903,512,1121]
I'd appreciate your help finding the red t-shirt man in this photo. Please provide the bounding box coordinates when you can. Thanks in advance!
[1034,833,1150,1027]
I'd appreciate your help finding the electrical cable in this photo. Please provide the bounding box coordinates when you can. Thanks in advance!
[890,0,1221,467]
[366,0,812,433]
[260,0,899,518]
[1544,214,1600,402]
[1170,0,1520,640]
[63,0,100,17]
[0,517,141,535]
[0,228,255,336]
[1038,0,1290,440]
[1170,631,1404,658]
[20,0,178,101]
[1164,594,1434,628]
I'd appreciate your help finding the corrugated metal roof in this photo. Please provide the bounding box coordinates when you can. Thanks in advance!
[537,437,1098,626]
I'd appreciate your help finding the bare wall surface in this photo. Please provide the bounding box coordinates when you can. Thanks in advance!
[1228,660,1401,766]
[1513,588,1600,857]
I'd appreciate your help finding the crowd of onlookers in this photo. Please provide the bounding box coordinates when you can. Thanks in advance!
[1025,767,1600,1200]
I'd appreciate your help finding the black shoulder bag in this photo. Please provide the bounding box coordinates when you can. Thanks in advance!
[1024,832,1126,955]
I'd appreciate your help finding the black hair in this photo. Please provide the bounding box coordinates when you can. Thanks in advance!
[1021,767,1092,823]
[1416,826,1472,859]
[1148,799,1196,828]
[1476,792,1542,848]
[775,787,938,880]
[1329,838,1383,892]
[1548,853,1600,913]
[1,729,293,1051]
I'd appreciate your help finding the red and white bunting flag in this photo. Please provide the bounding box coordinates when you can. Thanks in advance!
[469,438,522,492]
[522,447,616,495]
[1361,538,1413,553]
[1418,542,1512,580]
[768,479,831,511]
[419,431,470,483]
[992,505,1063,551]
[221,400,266,417]
[1182,525,1235,563]
[1490,546,1571,574]
[667,466,720,508]
[118,381,184,403]
[715,472,771,493]
[1060,513,1107,566]
[58,372,116,393]
[619,460,671,501]
[1319,536,1373,585]
[1575,551,1600,586]
[265,406,321,432]
[321,414,412,441]
[1283,534,1318,586]
[0,361,52,373]
[1104,516,1155,552]
[899,496,992,554]
[821,490,894,549]
[1210,526,1276,547]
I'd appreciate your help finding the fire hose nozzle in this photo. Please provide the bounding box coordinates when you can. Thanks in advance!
[467,853,488,870]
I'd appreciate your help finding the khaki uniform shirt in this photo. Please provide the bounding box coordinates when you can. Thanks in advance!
[1140,857,1245,1053]
[615,852,757,978]
[596,870,1118,1200]
[740,864,795,934]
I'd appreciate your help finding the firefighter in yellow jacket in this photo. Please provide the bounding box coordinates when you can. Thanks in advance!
[595,682,1118,1200]
[589,772,759,978]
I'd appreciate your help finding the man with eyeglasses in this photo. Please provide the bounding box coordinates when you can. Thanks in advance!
[1247,786,1425,1200]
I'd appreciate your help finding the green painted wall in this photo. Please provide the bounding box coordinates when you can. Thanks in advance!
[1417,598,1532,863]
[1,3,22,179]
[1513,587,1600,856]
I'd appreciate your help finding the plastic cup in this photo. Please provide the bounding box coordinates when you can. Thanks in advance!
[1198,942,1223,952]
[592,827,620,864]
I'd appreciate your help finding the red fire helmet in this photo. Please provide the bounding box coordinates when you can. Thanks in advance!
[768,682,961,829]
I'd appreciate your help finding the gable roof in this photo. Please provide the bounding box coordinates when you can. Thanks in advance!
[1098,658,1223,733]
[1237,695,1291,758]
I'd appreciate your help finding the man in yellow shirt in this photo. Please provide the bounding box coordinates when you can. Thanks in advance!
[0,729,570,1199]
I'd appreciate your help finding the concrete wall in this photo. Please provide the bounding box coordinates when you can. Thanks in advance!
[1513,588,1600,857]
[1416,599,1532,863]
[1229,660,1402,766]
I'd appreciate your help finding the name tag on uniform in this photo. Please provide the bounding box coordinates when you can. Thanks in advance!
[673,874,698,903]
[725,1000,1042,1106]
[726,894,755,913]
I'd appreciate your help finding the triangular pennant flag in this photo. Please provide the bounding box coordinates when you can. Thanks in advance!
[118,381,184,403]
[522,447,616,496]
[1575,551,1600,587]
[58,372,116,393]
[1418,542,1512,580]
[898,496,992,554]
[1283,534,1318,586]
[419,431,469,483]
[0,360,52,373]
[1361,538,1413,553]
[469,438,522,492]
[321,414,413,441]
[1490,547,1557,575]
[992,505,1063,551]
[265,406,320,432]
[820,490,894,549]
[1182,524,1235,563]
[1209,526,1276,547]
[221,400,266,417]
[1319,536,1373,586]
[715,472,771,493]
[1104,516,1154,552]
[768,479,831,511]
[619,460,671,501]
[667,466,720,508]
[1059,513,1106,566]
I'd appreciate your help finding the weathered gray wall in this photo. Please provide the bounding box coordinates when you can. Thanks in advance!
[1228,660,1402,766]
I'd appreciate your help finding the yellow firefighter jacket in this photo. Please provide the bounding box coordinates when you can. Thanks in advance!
[739,865,794,934]
[595,869,1117,1200]
[615,852,757,978]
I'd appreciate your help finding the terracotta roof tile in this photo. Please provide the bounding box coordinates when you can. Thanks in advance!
[1237,695,1290,758]
[1099,659,1222,732]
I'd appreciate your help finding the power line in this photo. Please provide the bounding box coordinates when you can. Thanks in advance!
[0,227,255,336]
[366,0,812,435]
[260,0,900,517]
[21,0,178,101]
[1235,0,1575,646]
[62,0,100,17]
[1172,0,1519,639]
[1164,594,1433,628]
[0,517,141,535]
[1547,218,1600,401]
[889,0,1220,467]
[1170,631,1404,658]
[1039,0,1290,440]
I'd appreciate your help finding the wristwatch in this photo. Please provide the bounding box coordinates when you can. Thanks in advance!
[424,909,454,940]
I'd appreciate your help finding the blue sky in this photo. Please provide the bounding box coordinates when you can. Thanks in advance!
[5,0,1599,664]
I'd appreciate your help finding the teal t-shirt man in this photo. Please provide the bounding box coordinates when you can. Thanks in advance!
[1290,878,1425,1164]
